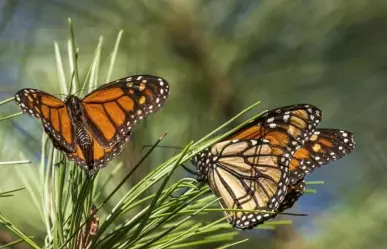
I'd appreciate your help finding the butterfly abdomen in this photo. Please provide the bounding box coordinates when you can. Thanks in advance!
[75,126,94,169]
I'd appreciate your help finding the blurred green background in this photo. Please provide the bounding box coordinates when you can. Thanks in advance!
[1,0,387,248]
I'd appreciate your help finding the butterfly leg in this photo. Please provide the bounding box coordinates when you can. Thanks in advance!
[54,154,67,167]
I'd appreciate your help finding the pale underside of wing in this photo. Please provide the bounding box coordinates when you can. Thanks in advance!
[207,139,289,230]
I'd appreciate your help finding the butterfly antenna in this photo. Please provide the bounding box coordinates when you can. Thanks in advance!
[68,69,76,95]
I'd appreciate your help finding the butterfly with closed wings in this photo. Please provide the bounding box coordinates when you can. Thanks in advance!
[15,75,170,174]
[191,104,322,229]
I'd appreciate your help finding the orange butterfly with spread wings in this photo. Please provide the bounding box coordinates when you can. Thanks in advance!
[15,75,170,174]
[191,104,322,229]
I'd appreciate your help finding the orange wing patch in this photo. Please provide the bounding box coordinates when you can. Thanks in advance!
[40,95,65,107]
[84,104,116,140]
[104,102,125,126]
[58,108,72,144]
[83,88,124,103]
[117,96,134,112]
[290,148,310,171]
[50,108,60,132]
[228,125,264,140]
[93,140,114,160]
[41,105,50,119]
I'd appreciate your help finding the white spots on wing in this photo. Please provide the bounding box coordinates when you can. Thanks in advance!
[136,76,142,80]
[266,117,274,123]
[269,123,276,128]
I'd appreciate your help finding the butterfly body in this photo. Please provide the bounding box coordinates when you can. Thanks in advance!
[64,95,95,168]
[15,75,170,173]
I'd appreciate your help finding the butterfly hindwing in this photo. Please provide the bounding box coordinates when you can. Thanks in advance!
[15,89,75,152]
[67,131,132,174]
[197,139,290,230]
[82,75,169,148]
[289,129,356,184]
[277,179,305,213]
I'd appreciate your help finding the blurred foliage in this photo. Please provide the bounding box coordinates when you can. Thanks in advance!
[1,0,387,248]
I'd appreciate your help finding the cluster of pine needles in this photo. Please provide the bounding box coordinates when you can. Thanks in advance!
[0,19,318,249]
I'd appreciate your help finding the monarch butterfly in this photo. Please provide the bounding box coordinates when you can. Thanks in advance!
[191,104,322,229]
[15,75,170,174]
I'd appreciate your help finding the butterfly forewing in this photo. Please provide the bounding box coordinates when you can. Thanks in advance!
[15,89,75,152]
[201,139,289,230]
[82,75,170,148]
[289,129,356,184]
[227,104,322,157]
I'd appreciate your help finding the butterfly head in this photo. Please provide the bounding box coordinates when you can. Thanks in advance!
[65,95,84,122]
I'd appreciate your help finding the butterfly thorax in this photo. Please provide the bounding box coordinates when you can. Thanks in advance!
[66,96,94,169]
[191,148,217,181]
